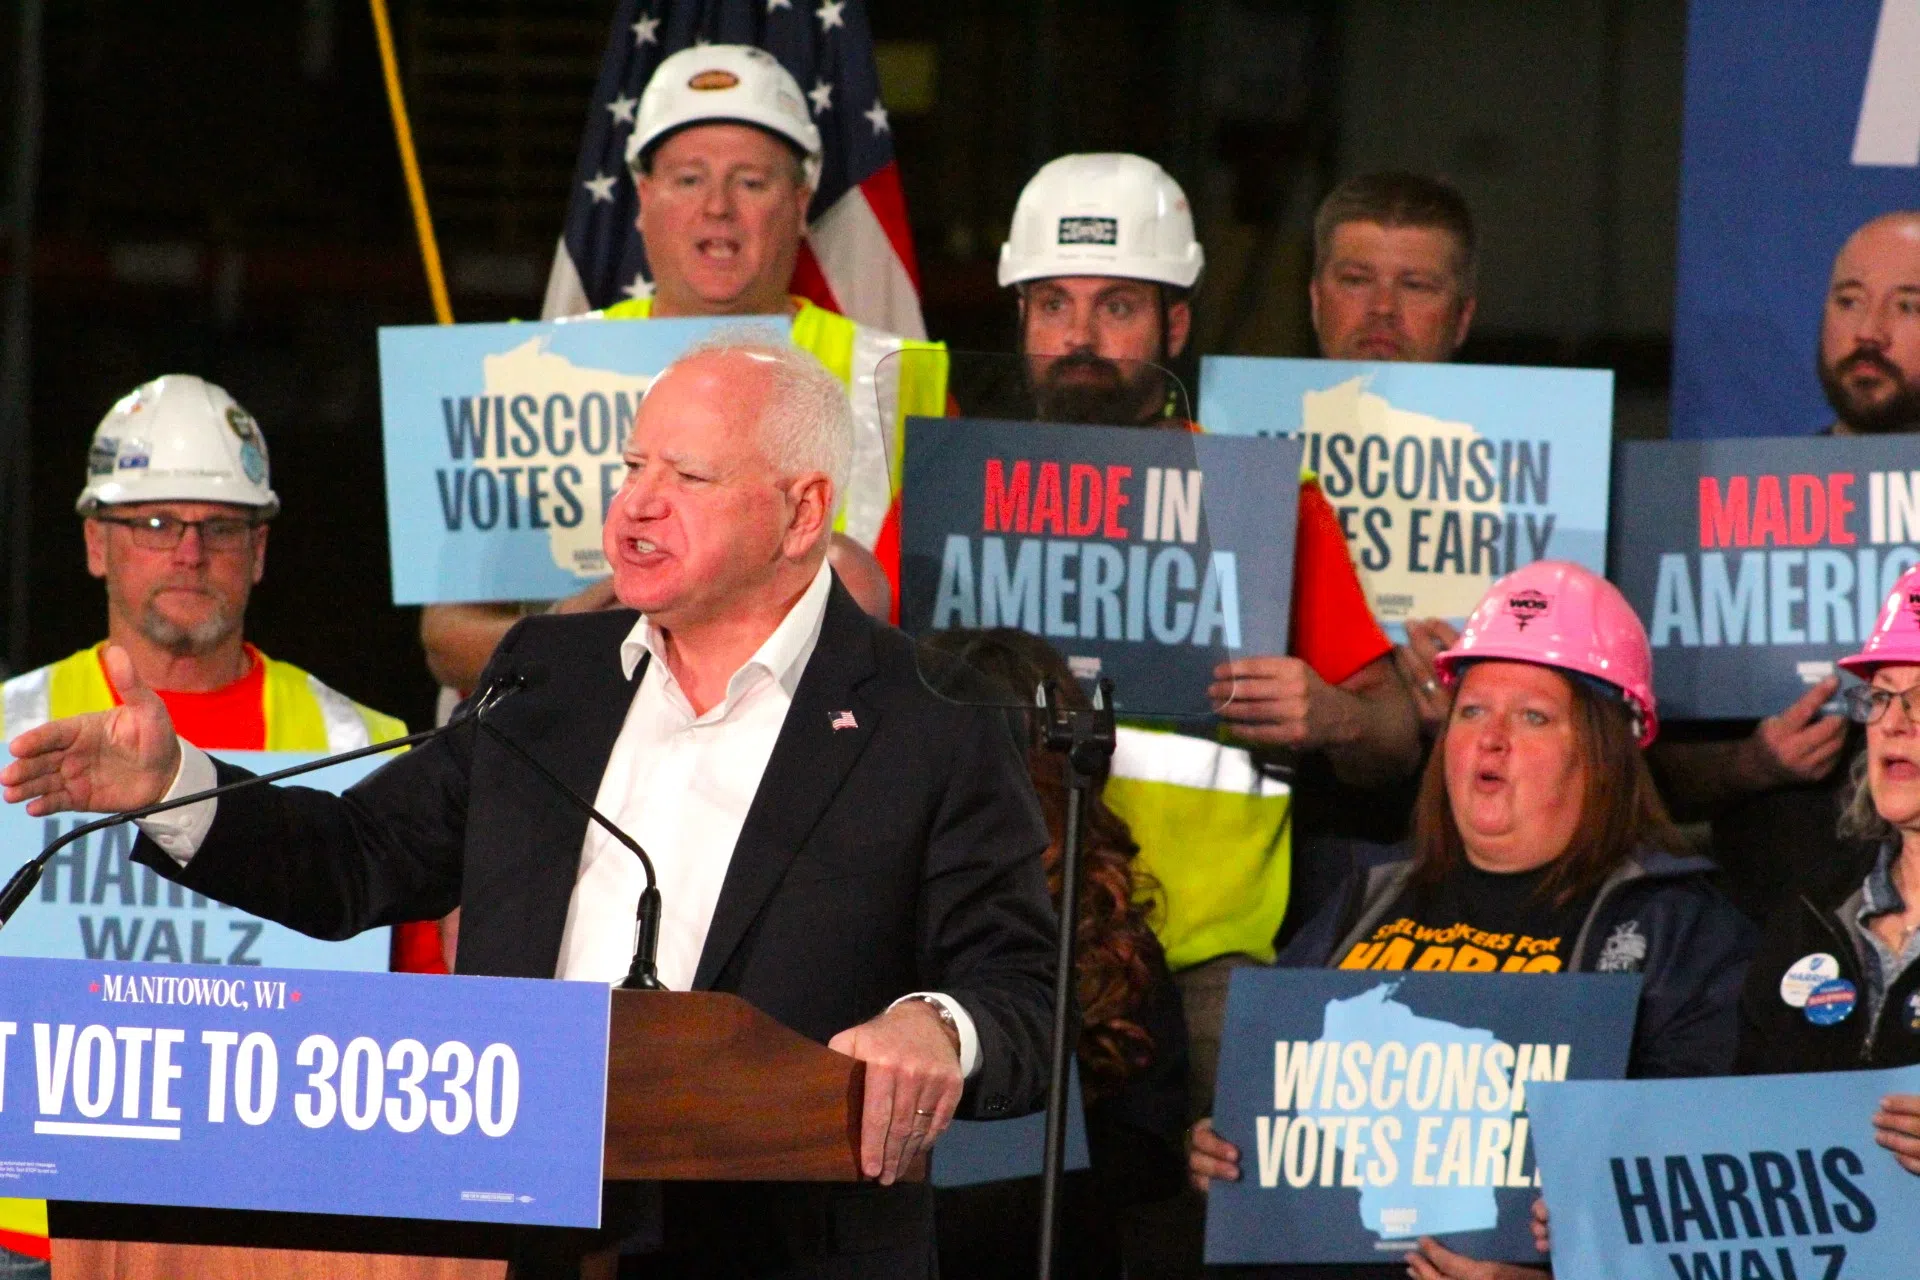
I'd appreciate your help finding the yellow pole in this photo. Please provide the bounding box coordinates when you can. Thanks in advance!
[368,0,453,324]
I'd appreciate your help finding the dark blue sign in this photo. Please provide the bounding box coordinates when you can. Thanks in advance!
[0,958,609,1227]
[1611,437,1920,719]
[900,417,1302,718]
[1205,969,1638,1265]
[1674,1,1920,439]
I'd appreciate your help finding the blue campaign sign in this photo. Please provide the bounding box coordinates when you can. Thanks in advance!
[0,957,610,1227]
[900,417,1301,719]
[1531,1066,1920,1280]
[1204,969,1639,1266]
[1673,1,1920,440]
[1198,357,1613,638]
[377,315,773,605]
[932,1063,1089,1188]
[1611,437,1920,720]
[0,753,390,971]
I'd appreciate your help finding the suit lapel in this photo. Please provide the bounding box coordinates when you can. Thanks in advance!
[692,584,881,990]
[481,613,642,975]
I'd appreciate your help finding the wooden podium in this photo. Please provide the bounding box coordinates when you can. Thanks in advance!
[47,990,867,1280]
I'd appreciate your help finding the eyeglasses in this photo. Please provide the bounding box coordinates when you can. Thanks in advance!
[1844,684,1920,725]
[94,514,261,551]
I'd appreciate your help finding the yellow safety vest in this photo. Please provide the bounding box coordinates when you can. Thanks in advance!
[1107,726,1293,971]
[600,296,947,548]
[0,646,406,1255]
[0,645,407,750]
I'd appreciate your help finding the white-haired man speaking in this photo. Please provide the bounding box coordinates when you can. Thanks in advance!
[3,337,1057,1279]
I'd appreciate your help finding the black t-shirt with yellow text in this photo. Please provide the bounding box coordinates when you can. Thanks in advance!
[1335,862,1596,975]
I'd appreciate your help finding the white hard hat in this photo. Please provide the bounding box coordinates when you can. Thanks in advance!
[627,45,823,189]
[999,153,1205,291]
[77,374,279,517]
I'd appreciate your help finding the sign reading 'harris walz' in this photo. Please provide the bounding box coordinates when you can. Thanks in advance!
[899,418,1302,718]
[1612,437,1920,720]
[1205,970,1638,1265]
[0,958,609,1227]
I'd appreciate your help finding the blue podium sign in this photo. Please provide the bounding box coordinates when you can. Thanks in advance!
[1198,356,1613,638]
[1205,969,1639,1265]
[378,315,771,605]
[0,753,390,971]
[1611,436,1920,720]
[1532,1067,1920,1280]
[0,958,610,1227]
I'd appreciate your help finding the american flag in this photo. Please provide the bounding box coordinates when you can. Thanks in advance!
[541,0,927,339]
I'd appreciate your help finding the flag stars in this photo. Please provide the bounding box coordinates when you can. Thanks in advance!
[864,100,890,135]
[622,274,651,300]
[583,172,619,203]
[808,79,834,115]
[605,93,638,126]
[631,13,660,46]
[816,0,845,32]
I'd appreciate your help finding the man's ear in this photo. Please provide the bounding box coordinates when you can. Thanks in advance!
[250,523,269,586]
[1449,294,1477,358]
[1166,298,1193,360]
[783,471,835,560]
[83,518,108,580]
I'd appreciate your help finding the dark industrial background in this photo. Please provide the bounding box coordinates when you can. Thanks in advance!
[0,0,1687,732]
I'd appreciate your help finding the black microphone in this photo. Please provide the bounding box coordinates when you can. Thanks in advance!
[0,669,532,930]
[470,665,665,991]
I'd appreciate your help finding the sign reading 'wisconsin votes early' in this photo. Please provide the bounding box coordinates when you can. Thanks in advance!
[378,315,764,605]
[0,753,389,972]
[1205,970,1638,1265]
[1612,437,1920,719]
[1531,1066,1920,1280]
[0,958,610,1227]
[1199,357,1613,636]
[900,418,1301,718]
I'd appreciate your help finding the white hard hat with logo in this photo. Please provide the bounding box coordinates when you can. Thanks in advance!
[999,153,1205,291]
[627,44,823,189]
[77,374,279,517]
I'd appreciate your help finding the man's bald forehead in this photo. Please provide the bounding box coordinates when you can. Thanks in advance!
[1834,211,1920,275]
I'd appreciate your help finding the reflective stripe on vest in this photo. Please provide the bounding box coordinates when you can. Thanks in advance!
[0,648,406,752]
[1106,726,1294,971]
[597,296,945,548]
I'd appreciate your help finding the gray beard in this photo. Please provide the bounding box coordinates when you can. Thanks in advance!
[136,597,239,656]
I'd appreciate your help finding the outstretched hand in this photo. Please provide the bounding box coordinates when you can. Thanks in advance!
[1,645,180,816]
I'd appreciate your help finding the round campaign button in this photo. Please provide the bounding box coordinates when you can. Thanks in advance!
[1907,989,1920,1033]
[1804,978,1858,1027]
[1780,952,1841,1008]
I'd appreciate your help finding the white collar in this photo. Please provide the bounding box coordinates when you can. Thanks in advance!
[618,557,834,708]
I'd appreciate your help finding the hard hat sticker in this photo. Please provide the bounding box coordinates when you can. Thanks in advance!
[688,69,740,91]
[1803,977,1857,1026]
[88,438,118,478]
[1908,988,1920,1033]
[1057,216,1119,246]
[1778,952,1840,1008]
[1504,588,1551,630]
[239,441,267,485]
[225,405,261,447]
[117,438,151,470]
[1907,589,1920,624]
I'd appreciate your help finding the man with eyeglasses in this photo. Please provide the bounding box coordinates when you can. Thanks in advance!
[0,374,415,1267]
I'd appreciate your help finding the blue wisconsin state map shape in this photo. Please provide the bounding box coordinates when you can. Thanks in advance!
[1300,982,1500,1241]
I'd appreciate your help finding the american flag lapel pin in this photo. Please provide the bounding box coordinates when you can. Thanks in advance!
[830,710,858,731]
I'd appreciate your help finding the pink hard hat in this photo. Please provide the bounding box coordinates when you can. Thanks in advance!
[1433,560,1659,747]
[1840,563,1920,677]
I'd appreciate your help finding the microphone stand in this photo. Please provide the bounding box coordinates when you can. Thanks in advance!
[0,675,526,930]
[1035,675,1115,1280]
[472,704,664,991]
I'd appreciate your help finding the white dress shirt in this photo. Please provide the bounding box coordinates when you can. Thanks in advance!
[140,558,980,1074]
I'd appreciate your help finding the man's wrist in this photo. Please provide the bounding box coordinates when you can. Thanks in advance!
[896,994,961,1057]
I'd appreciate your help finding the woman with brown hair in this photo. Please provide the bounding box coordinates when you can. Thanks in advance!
[1186,561,1754,1280]
[922,627,1189,1280]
